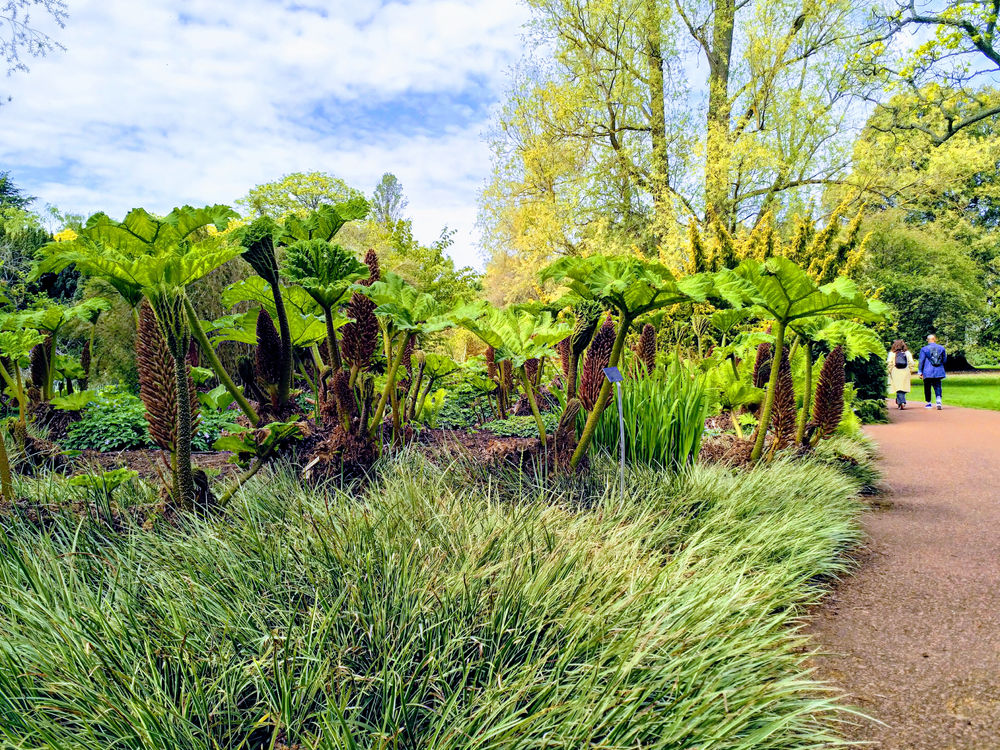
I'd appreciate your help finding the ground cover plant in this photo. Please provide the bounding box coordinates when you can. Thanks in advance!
[0,448,869,749]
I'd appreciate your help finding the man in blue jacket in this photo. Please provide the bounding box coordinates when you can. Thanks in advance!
[918,334,947,409]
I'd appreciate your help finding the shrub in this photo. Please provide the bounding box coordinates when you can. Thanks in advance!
[480,412,560,438]
[64,386,152,451]
[0,451,865,748]
[64,385,237,453]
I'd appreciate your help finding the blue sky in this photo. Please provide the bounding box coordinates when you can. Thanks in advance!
[0,0,531,268]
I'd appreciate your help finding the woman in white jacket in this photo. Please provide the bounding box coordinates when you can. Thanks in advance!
[888,339,915,409]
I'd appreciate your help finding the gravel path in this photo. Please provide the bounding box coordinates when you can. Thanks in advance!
[809,401,1000,748]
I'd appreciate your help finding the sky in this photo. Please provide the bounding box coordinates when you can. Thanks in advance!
[0,0,532,269]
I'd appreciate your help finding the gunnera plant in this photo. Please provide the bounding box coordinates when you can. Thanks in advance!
[255,308,282,410]
[568,301,602,398]
[752,341,773,389]
[557,337,571,380]
[634,322,656,374]
[137,302,198,454]
[769,351,796,454]
[808,344,846,443]
[580,315,615,412]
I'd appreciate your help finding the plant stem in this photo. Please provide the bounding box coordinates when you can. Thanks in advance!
[796,341,812,445]
[44,330,57,401]
[183,297,259,426]
[730,411,744,439]
[570,314,631,469]
[218,449,273,506]
[271,282,293,408]
[173,352,195,511]
[414,376,435,422]
[369,333,410,438]
[323,305,342,371]
[0,427,13,501]
[750,318,786,463]
[521,366,547,448]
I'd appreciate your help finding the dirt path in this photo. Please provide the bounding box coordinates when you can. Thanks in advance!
[810,402,1000,748]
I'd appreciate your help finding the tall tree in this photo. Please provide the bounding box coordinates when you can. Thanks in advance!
[482,0,881,272]
[237,172,364,219]
[370,173,408,226]
[875,0,1000,143]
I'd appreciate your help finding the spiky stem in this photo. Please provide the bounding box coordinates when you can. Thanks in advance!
[796,341,813,445]
[323,305,342,371]
[183,296,259,426]
[521,366,547,449]
[751,318,786,463]
[0,425,13,501]
[43,330,57,401]
[570,314,631,469]
[173,351,195,510]
[369,333,410,438]
[271,282,293,407]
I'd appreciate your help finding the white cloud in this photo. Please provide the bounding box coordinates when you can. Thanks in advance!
[0,0,531,268]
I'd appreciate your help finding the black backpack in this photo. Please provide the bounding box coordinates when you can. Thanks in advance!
[894,351,908,369]
[928,347,944,368]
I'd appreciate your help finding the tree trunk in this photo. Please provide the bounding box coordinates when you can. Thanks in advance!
[173,352,195,510]
[705,0,735,227]
[751,319,785,463]
[645,0,670,236]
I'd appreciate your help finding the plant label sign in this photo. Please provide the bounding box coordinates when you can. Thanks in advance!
[602,366,624,383]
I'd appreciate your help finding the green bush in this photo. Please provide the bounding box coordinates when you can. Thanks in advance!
[64,385,238,452]
[64,386,151,451]
[480,412,560,438]
[592,358,711,470]
[0,451,865,748]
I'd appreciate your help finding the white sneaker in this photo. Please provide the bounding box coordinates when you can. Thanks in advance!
[936,399,942,410]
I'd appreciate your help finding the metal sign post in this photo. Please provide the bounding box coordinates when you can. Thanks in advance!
[602,366,625,500]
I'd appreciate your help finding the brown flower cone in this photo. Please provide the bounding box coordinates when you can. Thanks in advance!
[362,248,381,286]
[29,335,52,392]
[769,351,796,451]
[255,308,282,388]
[580,315,615,412]
[80,340,91,382]
[341,291,378,371]
[752,342,773,389]
[571,302,601,358]
[524,358,539,386]
[137,302,198,452]
[635,323,656,373]
[809,344,846,441]
[557,338,571,379]
[485,346,498,381]
[554,397,582,472]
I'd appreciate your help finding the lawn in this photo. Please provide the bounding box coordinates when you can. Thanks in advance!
[937,371,1000,411]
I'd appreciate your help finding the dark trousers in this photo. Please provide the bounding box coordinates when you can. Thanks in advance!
[923,377,943,402]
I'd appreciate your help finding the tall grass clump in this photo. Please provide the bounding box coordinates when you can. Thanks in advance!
[592,357,712,470]
[0,450,867,749]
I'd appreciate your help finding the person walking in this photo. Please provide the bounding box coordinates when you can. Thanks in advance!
[888,339,915,409]
[918,334,947,410]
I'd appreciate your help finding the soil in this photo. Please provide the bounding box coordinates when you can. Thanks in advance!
[72,449,241,480]
[809,402,1000,748]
